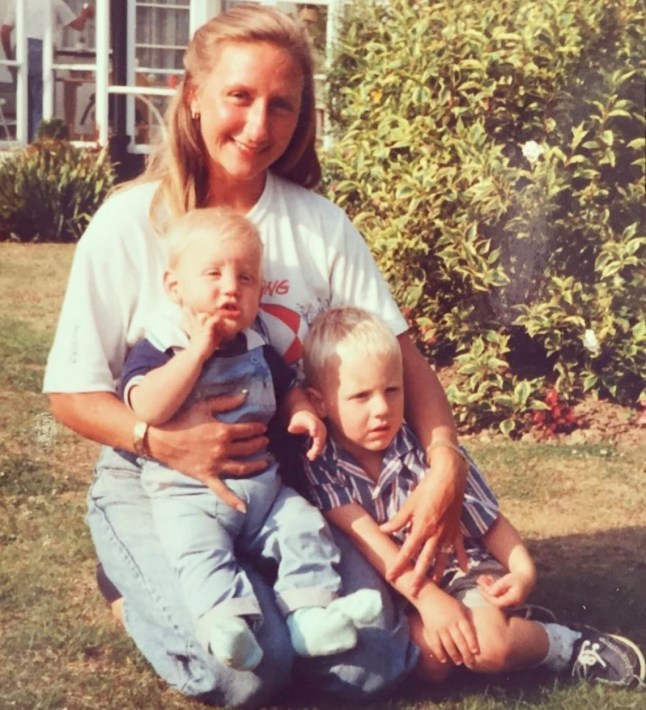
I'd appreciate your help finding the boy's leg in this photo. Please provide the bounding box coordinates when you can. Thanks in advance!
[87,448,292,707]
[469,606,549,672]
[438,557,548,675]
[148,480,265,670]
[248,485,382,657]
[246,484,342,606]
[292,527,419,700]
[147,470,262,623]
[407,598,549,681]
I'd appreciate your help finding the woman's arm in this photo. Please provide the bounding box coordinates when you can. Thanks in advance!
[380,334,467,589]
[326,502,478,667]
[49,390,268,510]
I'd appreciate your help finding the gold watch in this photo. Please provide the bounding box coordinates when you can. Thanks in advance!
[133,421,150,457]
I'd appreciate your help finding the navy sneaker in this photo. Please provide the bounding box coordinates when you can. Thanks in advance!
[568,626,646,688]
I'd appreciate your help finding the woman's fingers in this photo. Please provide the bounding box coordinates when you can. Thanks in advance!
[158,394,269,479]
[206,476,248,513]
[203,391,248,417]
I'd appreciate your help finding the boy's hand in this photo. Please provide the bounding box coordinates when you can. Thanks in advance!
[183,310,226,362]
[287,410,327,460]
[477,570,535,609]
[417,592,478,668]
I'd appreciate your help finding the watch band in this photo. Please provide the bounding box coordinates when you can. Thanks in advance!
[133,421,150,457]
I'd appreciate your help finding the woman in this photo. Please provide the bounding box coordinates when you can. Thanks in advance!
[44,6,467,707]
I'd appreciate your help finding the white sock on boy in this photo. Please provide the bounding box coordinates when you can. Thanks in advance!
[538,622,583,670]
[205,616,263,671]
[286,589,383,657]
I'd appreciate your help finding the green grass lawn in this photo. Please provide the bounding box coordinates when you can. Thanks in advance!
[1,243,645,709]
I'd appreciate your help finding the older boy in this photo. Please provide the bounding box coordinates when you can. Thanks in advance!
[301,306,645,688]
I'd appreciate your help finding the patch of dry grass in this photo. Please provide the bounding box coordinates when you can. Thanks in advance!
[1,244,645,710]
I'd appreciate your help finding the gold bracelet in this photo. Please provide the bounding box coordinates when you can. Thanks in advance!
[132,421,150,457]
[426,440,467,464]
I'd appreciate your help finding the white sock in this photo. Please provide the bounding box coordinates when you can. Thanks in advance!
[206,617,263,671]
[538,622,583,671]
[287,589,382,657]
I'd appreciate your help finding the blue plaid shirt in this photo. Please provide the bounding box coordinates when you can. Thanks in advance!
[304,424,499,546]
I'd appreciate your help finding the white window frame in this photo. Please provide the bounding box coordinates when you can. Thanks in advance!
[0,0,345,149]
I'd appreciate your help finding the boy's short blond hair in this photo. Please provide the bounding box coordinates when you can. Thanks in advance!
[166,206,263,270]
[303,307,402,389]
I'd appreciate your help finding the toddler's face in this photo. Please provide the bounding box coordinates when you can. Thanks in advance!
[319,348,404,459]
[168,229,262,338]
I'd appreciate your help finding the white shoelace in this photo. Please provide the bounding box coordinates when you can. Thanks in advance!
[575,641,608,674]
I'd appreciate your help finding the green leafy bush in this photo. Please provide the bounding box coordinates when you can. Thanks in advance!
[0,138,115,243]
[323,0,645,434]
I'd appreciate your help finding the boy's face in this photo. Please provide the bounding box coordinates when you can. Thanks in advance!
[165,228,262,338]
[313,347,404,460]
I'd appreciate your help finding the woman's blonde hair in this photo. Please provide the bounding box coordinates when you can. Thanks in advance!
[142,4,320,228]
[303,308,402,390]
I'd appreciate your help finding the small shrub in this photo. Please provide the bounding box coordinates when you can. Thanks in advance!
[35,118,69,142]
[324,0,645,433]
[0,138,115,243]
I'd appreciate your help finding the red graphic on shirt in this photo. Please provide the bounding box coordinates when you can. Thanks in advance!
[259,302,303,365]
[262,280,290,297]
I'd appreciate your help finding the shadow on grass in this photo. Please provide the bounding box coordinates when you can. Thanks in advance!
[527,528,646,646]
[272,526,646,709]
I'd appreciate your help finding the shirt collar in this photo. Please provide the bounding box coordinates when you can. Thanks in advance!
[325,424,421,497]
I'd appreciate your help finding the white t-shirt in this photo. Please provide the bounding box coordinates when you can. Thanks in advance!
[2,0,76,40]
[44,172,407,394]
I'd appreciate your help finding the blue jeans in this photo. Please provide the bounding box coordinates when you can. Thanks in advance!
[87,447,418,707]
[143,461,344,625]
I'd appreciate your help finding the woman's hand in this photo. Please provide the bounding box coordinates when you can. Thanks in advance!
[148,392,268,512]
[50,390,268,512]
[379,447,468,593]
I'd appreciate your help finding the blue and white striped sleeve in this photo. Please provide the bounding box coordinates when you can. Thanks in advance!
[303,451,355,512]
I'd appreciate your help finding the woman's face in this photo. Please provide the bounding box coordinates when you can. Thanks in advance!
[190,41,304,198]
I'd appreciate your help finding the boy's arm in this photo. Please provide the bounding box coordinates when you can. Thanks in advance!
[128,347,206,425]
[326,502,479,667]
[479,513,537,608]
[129,311,228,425]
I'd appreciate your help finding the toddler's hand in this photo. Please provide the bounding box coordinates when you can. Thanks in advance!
[287,410,327,460]
[184,310,226,361]
[477,570,533,609]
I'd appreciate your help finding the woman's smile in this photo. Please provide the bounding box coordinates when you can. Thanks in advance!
[190,41,303,203]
